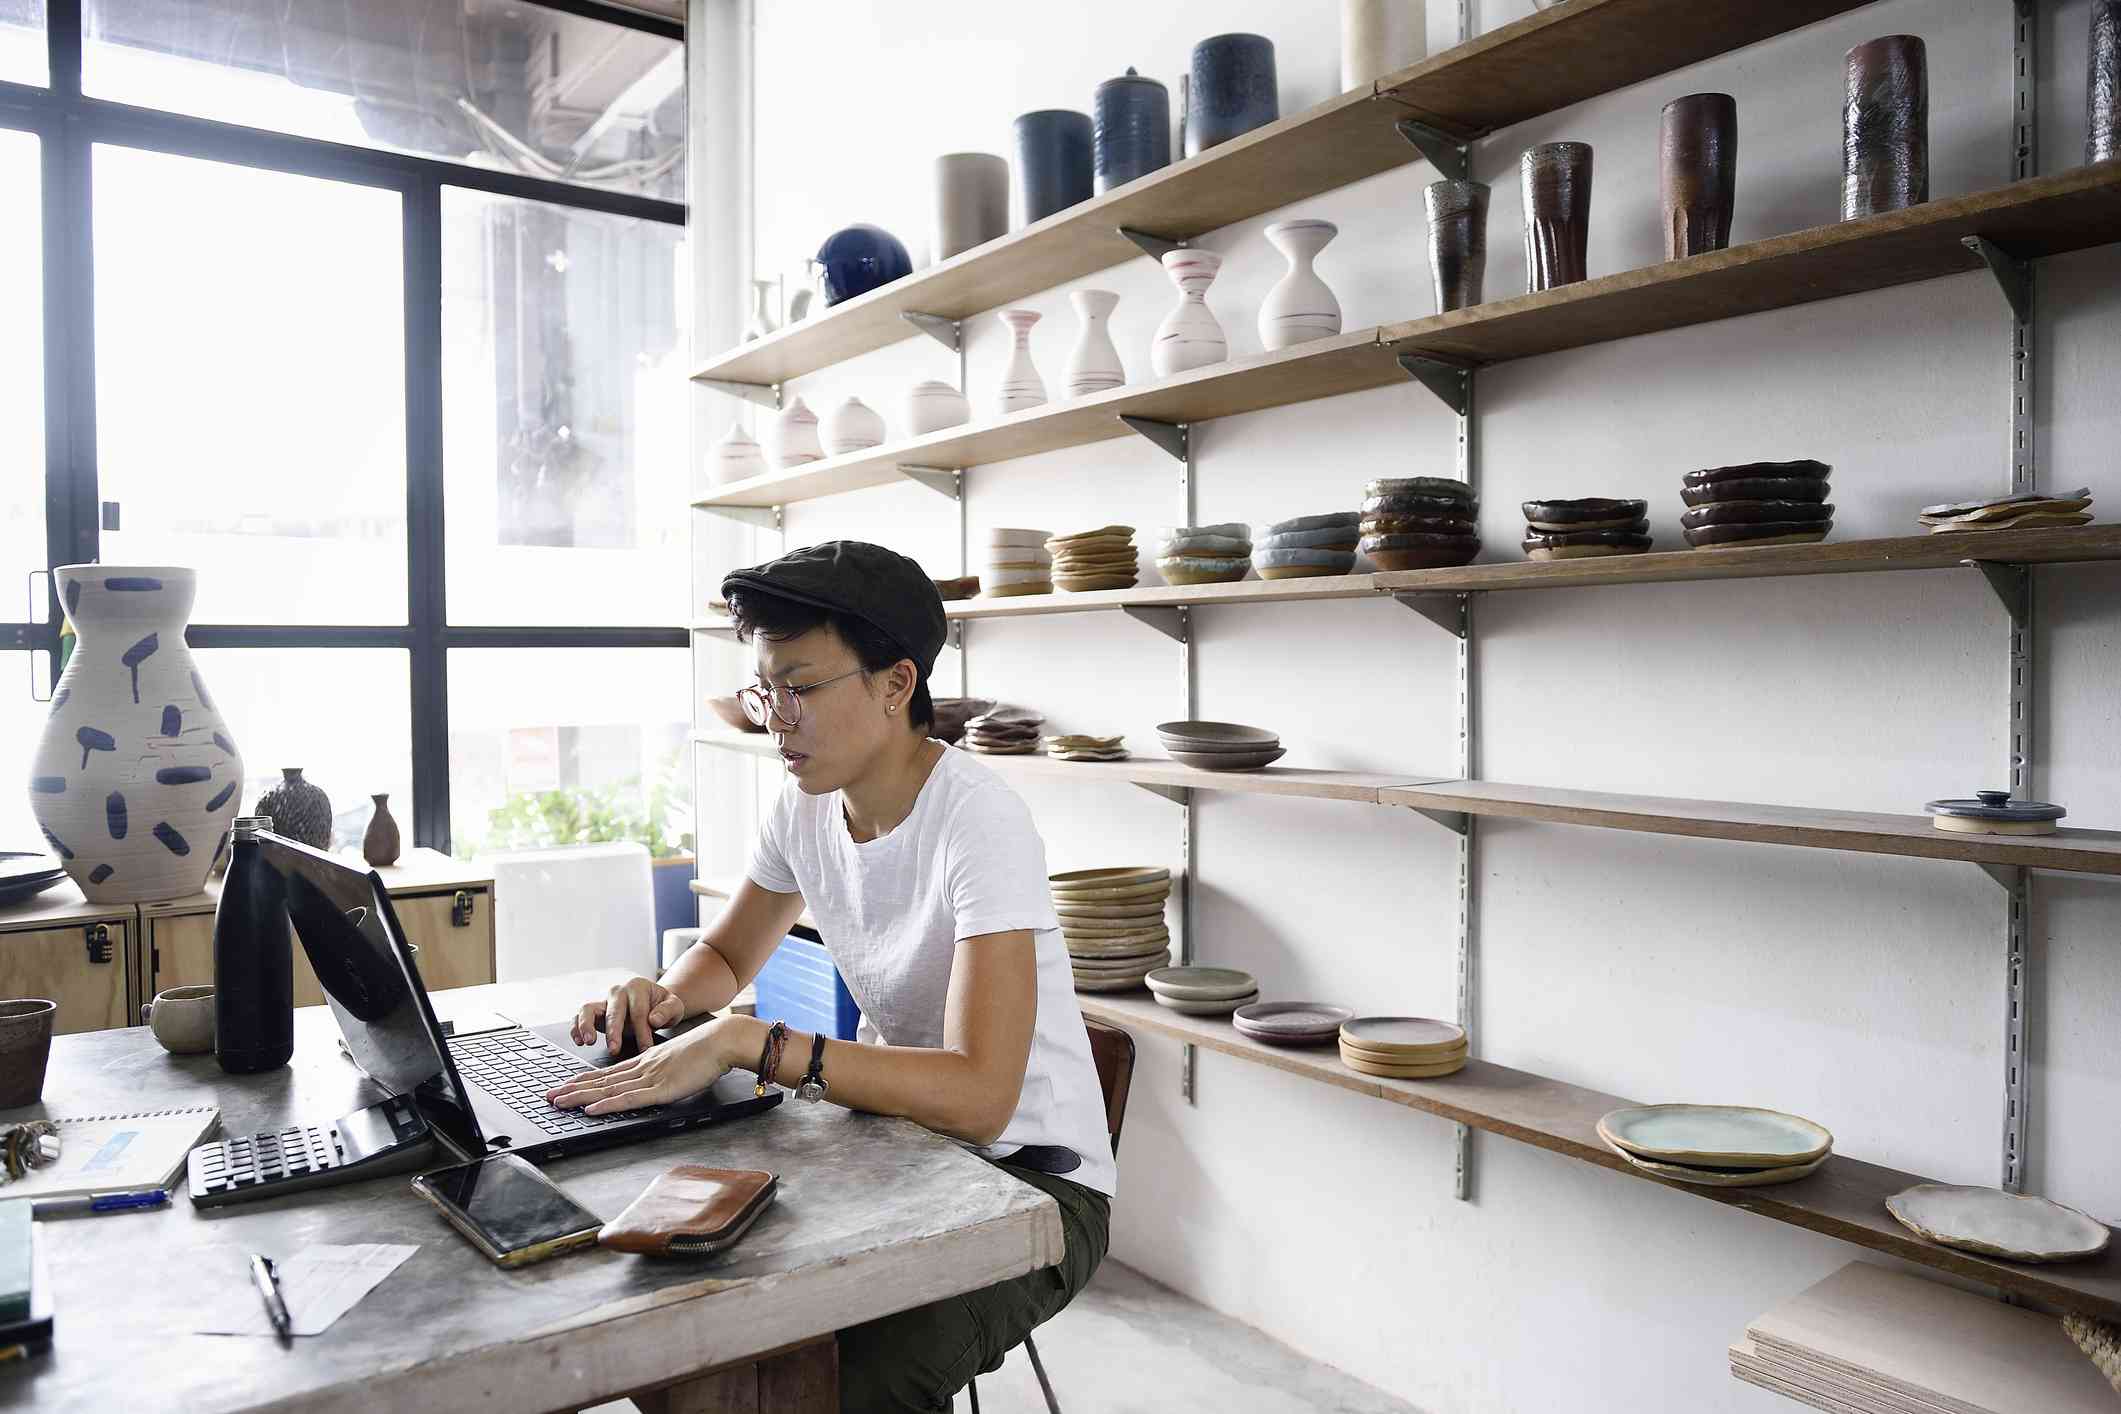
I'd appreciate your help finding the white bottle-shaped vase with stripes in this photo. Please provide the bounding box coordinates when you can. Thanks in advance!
[1151,249,1226,377]
[994,308,1047,414]
[1260,219,1342,350]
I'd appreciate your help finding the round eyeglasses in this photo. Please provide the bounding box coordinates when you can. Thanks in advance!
[736,667,867,728]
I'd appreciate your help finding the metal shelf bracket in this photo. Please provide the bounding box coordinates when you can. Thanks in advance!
[1119,415,1189,462]
[1393,591,1469,637]
[1396,353,1475,417]
[1393,117,1471,182]
[699,378,782,410]
[1968,560,2029,625]
[896,465,962,500]
[1118,227,1188,262]
[901,311,962,352]
[1412,808,1471,836]
[1135,783,1191,805]
[1962,236,2032,323]
[1122,605,1188,642]
[700,504,783,530]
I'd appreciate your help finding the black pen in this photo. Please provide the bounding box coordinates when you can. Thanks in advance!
[250,1253,292,1339]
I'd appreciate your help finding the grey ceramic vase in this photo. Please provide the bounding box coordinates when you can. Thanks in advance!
[932,153,1009,262]
[1660,93,1736,259]
[256,767,332,849]
[1424,179,1489,312]
[1842,35,1927,220]
[1187,33,1278,156]
[1521,142,1593,292]
[1094,68,1171,192]
[1014,110,1094,225]
[2091,1,2121,164]
[362,792,401,867]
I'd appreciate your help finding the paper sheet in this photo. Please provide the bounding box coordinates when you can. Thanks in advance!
[197,1243,419,1337]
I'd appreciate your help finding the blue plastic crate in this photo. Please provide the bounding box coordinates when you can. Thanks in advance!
[751,932,860,1041]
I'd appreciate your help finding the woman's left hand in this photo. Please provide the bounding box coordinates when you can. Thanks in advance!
[546,1018,737,1115]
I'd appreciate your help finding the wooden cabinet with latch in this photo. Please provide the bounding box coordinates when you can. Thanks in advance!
[0,888,137,1035]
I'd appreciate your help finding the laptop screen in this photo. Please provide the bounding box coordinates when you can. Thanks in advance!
[257,834,484,1156]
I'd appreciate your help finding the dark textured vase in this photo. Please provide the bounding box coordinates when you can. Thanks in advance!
[1424,179,1489,312]
[256,766,331,849]
[815,223,912,306]
[2091,1,2121,164]
[362,792,400,867]
[1660,93,1736,258]
[1187,33,1278,156]
[1521,142,1593,292]
[1013,109,1093,225]
[1842,35,1927,220]
[1094,68,1171,193]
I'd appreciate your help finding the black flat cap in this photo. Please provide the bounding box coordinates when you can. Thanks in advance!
[721,541,947,680]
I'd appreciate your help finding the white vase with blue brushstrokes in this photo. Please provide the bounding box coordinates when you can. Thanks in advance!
[28,566,243,902]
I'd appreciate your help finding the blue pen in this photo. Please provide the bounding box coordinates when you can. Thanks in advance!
[31,1189,169,1219]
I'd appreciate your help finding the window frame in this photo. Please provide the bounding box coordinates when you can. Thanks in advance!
[0,0,689,854]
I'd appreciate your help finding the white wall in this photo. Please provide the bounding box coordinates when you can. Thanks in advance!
[706,1,2121,1408]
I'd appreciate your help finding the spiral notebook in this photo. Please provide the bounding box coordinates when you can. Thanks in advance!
[7,1106,220,1200]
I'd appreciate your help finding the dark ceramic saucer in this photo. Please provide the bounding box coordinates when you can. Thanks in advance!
[1360,534,1480,570]
[1681,500,1836,529]
[1361,512,1476,536]
[1521,528,1652,552]
[1521,498,1647,531]
[1364,492,1480,518]
[1680,476,1831,508]
[1366,476,1474,499]
[1683,520,1833,548]
[1681,459,1831,488]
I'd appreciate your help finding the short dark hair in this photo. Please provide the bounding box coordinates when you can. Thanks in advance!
[727,586,934,731]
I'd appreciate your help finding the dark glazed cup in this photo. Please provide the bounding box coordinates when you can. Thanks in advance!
[1014,109,1094,226]
[1188,33,1279,156]
[1424,179,1490,312]
[1521,142,1593,292]
[0,999,57,1108]
[2091,1,2121,164]
[1661,93,1737,258]
[1094,68,1171,192]
[1843,35,1928,219]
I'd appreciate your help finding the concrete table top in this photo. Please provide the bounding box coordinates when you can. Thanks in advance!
[2,968,1063,1414]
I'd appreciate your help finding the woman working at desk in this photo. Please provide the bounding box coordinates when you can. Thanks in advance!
[548,540,1114,1414]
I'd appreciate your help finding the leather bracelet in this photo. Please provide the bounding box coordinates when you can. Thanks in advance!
[754,1020,787,1098]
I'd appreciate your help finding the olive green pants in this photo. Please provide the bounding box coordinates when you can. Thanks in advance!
[837,1160,1111,1414]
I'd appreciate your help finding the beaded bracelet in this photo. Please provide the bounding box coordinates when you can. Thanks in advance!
[754,1020,788,1098]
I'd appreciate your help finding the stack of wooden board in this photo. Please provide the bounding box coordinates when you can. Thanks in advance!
[1730,1261,2116,1413]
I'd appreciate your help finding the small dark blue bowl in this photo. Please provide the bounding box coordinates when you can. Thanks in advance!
[815,223,913,307]
[1188,33,1279,156]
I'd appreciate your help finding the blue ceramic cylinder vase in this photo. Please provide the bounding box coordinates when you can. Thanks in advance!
[1187,33,1278,156]
[1094,68,1171,193]
[814,223,912,307]
[1014,109,1093,225]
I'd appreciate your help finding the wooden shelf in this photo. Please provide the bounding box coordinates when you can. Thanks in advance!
[1077,993,2121,1322]
[1381,780,2121,876]
[694,166,2121,513]
[691,0,1877,391]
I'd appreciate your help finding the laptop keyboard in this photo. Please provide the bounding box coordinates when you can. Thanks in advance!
[449,1030,657,1137]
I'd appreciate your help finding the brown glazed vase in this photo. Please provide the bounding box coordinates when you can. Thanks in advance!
[1660,93,1736,258]
[2092,1,2121,164]
[1424,179,1489,312]
[1842,35,1928,220]
[362,793,401,867]
[1520,142,1592,292]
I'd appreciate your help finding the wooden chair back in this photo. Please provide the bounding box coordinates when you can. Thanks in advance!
[1082,1017,1136,1157]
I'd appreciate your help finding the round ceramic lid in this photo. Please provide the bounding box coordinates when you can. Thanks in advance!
[1340,1017,1467,1053]
[1925,790,2065,822]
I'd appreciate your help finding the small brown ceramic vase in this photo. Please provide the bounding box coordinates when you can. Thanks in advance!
[2092,2,2121,165]
[1520,142,1592,292]
[1424,179,1489,312]
[1660,94,1736,259]
[1843,36,1928,220]
[0,999,56,1108]
[362,793,401,867]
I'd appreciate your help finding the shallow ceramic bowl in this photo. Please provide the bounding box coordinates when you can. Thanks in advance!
[1258,563,1357,580]
[1340,1016,1467,1055]
[708,695,766,733]
[1156,739,1281,757]
[1050,866,1170,891]
[1157,532,1252,555]
[1363,538,1480,571]
[1367,476,1473,499]
[1363,512,1477,537]
[1155,721,1279,747]
[1681,459,1830,489]
[1885,1183,2111,1262]
[1259,512,1360,538]
[1254,526,1362,551]
[1253,547,1358,571]
[1154,990,1259,1016]
[1168,747,1286,771]
[1683,522,1833,549]
[1055,899,1169,919]
[1680,476,1830,508]
[1521,497,1647,528]
[1597,1104,1833,1168]
[1145,966,1259,1001]
[1233,1001,1353,1037]
[1156,556,1250,586]
[1606,1141,1830,1188]
[1681,501,1835,529]
[1519,529,1650,556]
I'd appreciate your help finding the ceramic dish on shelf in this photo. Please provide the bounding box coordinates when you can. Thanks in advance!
[1232,1001,1352,1045]
[1885,1183,2111,1262]
[1341,1041,1466,1071]
[1051,866,1169,890]
[1144,966,1258,1002]
[1050,879,1171,903]
[1596,1104,1833,1169]
[1157,554,1251,585]
[1068,949,1172,972]
[1253,547,1357,579]
[1340,1016,1467,1056]
[1339,1035,1467,1063]
[1603,1141,1830,1188]
[1168,747,1286,772]
[1155,737,1282,755]
[1156,721,1279,748]
[708,694,766,734]
[1925,790,2066,836]
[1054,897,1168,917]
[1155,990,1260,1016]
[1522,497,1647,531]
[1339,1050,1467,1079]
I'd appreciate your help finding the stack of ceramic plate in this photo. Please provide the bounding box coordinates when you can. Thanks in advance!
[1145,966,1258,1016]
[933,575,981,601]
[1051,867,1171,991]
[1925,789,2065,836]
[1156,720,1284,771]
[1046,525,1139,592]
[1043,733,1127,762]
[1680,460,1834,549]
[1596,1103,1833,1187]
[1232,1000,1353,1047]
[985,528,1053,597]
[1520,497,1651,560]
[1337,1016,1468,1078]
[1252,512,1359,579]
[0,852,68,907]
[1154,523,1252,585]
[964,707,1044,754]
[1362,477,1480,568]
[930,696,997,745]
[1920,486,2095,534]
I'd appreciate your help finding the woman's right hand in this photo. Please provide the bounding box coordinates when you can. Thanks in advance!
[572,976,687,1056]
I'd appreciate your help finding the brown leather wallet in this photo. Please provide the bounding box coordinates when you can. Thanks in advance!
[597,1166,779,1258]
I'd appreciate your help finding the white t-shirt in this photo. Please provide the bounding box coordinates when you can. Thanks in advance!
[744,743,1118,1197]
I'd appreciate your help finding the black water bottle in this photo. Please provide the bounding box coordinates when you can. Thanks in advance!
[214,816,293,1074]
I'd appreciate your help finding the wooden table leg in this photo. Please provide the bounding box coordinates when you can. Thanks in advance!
[628,1333,839,1414]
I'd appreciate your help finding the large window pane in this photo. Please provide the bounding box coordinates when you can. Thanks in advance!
[189,648,413,853]
[442,189,687,626]
[94,145,408,626]
[0,130,42,591]
[83,0,683,202]
[0,0,44,86]
[448,647,689,858]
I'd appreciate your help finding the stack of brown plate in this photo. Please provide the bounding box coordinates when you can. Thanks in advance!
[1361,477,1479,569]
[1156,720,1284,771]
[1521,497,1651,559]
[933,575,981,601]
[1337,1016,1467,1078]
[964,707,1044,754]
[1920,486,2094,534]
[1051,867,1171,991]
[1044,733,1127,762]
[985,528,1053,597]
[1047,526,1139,592]
[1681,460,1834,549]
[930,697,996,745]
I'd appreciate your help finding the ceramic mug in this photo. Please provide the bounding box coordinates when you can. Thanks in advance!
[143,984,216,1055]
